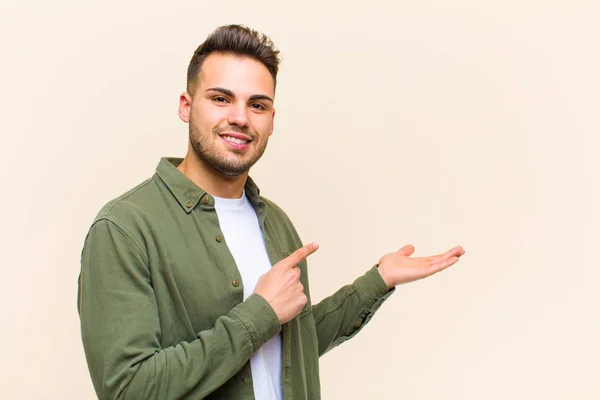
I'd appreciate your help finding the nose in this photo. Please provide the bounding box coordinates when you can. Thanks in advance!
[227,102,249,128]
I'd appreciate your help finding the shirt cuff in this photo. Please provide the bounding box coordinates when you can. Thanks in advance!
[353,265,396,311]
[230,293,282,352]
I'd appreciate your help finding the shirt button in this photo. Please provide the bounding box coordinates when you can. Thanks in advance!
[202,196,209,204]
[353,321,362,329]
[216,235,223,243]
[232,279,240,287]
[186,201,192,208]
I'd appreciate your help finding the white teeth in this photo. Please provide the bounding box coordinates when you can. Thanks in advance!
[223,135,248,144]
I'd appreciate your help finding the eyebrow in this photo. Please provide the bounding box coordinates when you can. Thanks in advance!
[206,87,274,103]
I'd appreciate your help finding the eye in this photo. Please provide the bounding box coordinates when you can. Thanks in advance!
[213,96,229,104]
[250,102,266,111]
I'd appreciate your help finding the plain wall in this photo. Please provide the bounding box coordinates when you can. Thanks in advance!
[1,1,598,398]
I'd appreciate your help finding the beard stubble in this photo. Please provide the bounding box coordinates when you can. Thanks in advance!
[189,119,268,177]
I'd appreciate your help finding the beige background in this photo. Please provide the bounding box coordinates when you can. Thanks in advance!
[1,0,598,398]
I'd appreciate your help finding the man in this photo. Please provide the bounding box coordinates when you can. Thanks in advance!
[77,24,465,400]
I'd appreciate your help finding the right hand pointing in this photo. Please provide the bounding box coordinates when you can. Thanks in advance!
[254,243,319,324]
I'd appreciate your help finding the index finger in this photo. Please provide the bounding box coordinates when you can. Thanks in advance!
[283,242,319,268]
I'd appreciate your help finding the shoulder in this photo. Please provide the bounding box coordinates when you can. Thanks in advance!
[95,177,152,218]
[260,195,286,215]
[88,175,166,241]
[260,196,294,225]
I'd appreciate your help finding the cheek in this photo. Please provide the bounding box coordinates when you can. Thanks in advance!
[252,114,274,136]
[192,103,226,129]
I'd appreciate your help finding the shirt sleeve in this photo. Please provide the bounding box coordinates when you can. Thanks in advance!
[77,218,281,400]
[311,266,395,356]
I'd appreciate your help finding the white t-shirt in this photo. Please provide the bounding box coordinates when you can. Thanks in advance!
[214,191,283,400]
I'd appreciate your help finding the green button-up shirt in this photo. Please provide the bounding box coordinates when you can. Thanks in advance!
[78,157,394,399]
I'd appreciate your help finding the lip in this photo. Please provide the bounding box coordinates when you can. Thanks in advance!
[219,133,252,151]
[218,132,252,142]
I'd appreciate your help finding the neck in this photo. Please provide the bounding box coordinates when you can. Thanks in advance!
[177,144,248,199]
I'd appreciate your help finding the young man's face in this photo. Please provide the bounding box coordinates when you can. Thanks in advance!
[179,53,275,177]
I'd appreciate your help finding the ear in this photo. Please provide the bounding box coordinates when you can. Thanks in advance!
[178,92,192,123]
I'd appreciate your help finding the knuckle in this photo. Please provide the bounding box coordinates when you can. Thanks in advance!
[288,257,300,268]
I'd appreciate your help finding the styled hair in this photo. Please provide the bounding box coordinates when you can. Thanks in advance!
[186,24,281,95]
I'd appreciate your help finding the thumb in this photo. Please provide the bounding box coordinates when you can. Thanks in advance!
[396,244,415,257]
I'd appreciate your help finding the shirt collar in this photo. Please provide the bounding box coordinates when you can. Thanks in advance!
[154,157,265,215]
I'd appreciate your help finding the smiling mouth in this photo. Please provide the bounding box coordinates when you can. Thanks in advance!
[221,135,250,145]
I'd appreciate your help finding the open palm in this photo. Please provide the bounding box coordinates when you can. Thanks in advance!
[377,244,466,288]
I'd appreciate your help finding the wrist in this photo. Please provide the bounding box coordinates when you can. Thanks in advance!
[376,263,394,289]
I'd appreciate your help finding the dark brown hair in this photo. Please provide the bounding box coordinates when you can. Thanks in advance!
[186,24,281,95]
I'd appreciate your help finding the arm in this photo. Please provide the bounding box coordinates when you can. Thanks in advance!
[312,266,394,356]
[312,244,466,356]
[77,219,281,400]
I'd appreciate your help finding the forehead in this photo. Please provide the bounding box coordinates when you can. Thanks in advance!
[196,53,275,97]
